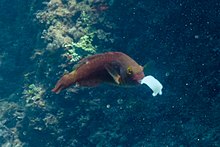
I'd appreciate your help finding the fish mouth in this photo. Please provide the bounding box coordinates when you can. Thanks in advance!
[132,72,145,82]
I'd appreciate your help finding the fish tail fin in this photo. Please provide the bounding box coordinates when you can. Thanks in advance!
[52,80,64,94]
[52,73,76,94]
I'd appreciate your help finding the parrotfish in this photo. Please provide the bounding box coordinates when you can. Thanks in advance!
[52,52,163,96]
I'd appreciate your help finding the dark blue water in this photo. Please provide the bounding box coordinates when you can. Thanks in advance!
[0,0,219,146]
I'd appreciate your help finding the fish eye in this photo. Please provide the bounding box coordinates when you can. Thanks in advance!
[127,67,133,75]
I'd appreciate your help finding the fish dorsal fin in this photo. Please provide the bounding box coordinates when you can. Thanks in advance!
[104,62,122,84]
[73,54,102,70]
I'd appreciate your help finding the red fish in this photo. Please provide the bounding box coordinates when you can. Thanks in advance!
[52,52,145,94]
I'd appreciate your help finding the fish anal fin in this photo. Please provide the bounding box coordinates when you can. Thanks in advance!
[77,79,101,87]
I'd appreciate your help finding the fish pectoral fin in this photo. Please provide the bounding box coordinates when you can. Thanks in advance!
[104,64,121,84]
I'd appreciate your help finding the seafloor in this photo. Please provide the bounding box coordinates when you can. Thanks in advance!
[0,0,219,146]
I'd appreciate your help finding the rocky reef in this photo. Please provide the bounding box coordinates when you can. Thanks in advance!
[0,0,219,146]
[36,0,115,62]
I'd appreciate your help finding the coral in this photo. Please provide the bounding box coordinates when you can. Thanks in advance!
[64,33,96,62]
[36,0,115,64]
[0,101,25,146]
[22,84,46,108]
